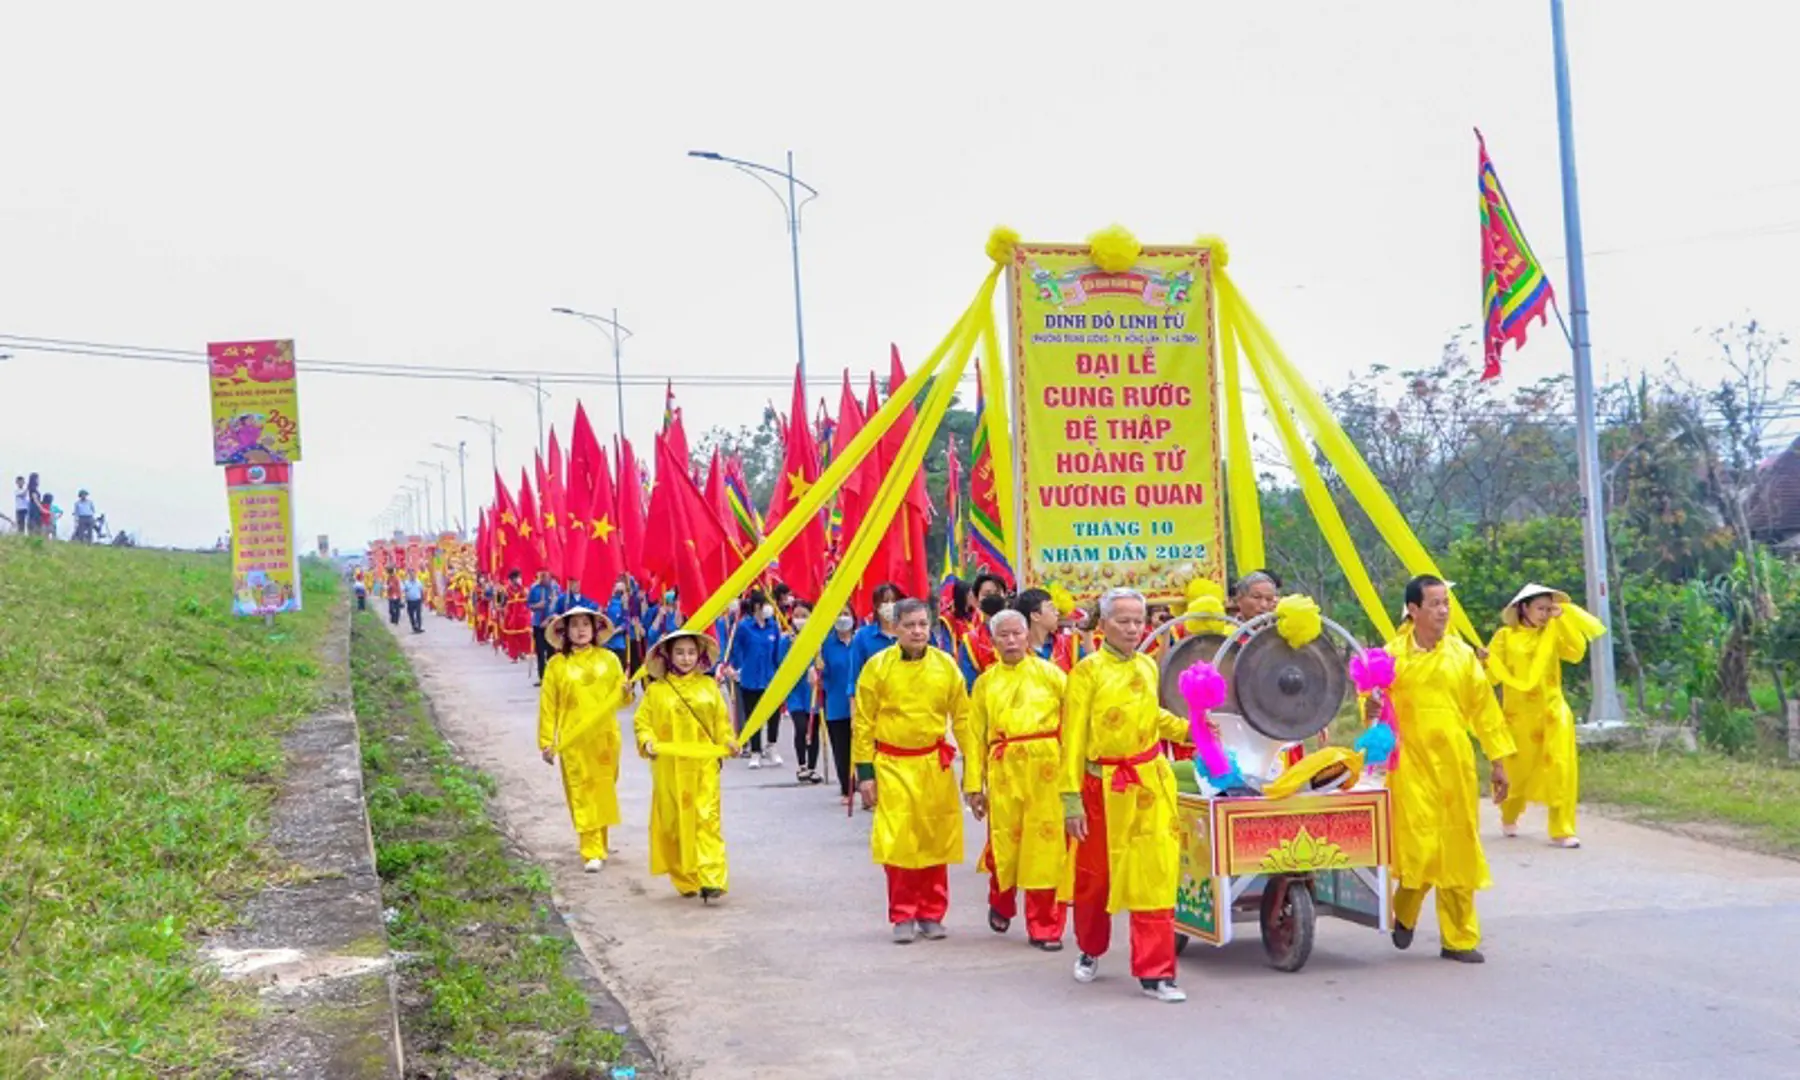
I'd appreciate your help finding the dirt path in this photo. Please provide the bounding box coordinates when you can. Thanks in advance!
[391,619,1800,1080]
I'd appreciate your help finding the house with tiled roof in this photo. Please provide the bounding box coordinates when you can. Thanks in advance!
[1747,436,1800,552]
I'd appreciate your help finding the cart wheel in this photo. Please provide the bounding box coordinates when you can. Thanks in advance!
[1174,931,1190,957]
[1259,877,1316,973]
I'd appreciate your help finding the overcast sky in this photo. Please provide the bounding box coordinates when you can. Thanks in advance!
[3,1,1795,550]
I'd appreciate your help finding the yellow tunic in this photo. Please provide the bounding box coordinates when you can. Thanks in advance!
[966,655,1069,893]
[1385,628,1516,891]
[537,647,630,837]
[634,670,733,890]
[1060,648,1190,913]
[1486,604,1604,809]
[852,647,975,869]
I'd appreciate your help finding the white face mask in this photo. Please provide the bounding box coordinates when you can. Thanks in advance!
[759,604,775,620]
[835,615,854,633]
[792,616,808,631]
[878,602,897,625]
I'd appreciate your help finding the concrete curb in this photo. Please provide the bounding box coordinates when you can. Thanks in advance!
[211,596,403,1078]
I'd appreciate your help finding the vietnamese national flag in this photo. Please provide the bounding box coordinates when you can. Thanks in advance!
[616,435,648,583]
[766,363,827,604]
[535,452,566,583]
[578,445,624,602]
[702,446,741,586]
[642,430,729,606]
[506,470,544,579]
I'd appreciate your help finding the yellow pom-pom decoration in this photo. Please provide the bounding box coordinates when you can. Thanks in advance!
[1048,582,1077,617]
[986,225,1020,266]
[1194,233,1230,268]
[1178,577,1227,628]
[1087,224,1141,274]
[1275,594,1323,650]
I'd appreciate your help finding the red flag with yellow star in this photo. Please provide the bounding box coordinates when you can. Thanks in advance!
[642,430,729,605]
[535,451,566,584]
[615,436,648,584]
[766,363,826,603]
[505,469,543,580]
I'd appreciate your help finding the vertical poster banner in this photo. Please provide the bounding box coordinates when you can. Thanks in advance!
[1008,243,1224,604]
[226,463,301,616]
[209,339,302,465]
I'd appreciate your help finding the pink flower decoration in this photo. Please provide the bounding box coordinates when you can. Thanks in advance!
[1178,663,1231,779]
[1348,647,1396,694]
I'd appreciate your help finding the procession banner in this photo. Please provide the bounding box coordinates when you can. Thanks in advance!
[226,463,300,616]
[208,339,302,465]
[1008,244,1225,603]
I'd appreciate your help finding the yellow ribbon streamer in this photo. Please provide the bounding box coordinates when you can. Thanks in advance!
[1221,313,1265,575]
[1223,272,1479,646]
[977,297,1017,565]
[650,268,1002,680]
[1223,291,1397,642]
[735,280,992,743]
[646,741,732,761]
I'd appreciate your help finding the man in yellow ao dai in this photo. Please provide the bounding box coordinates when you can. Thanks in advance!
[538,606,631,871]
[965,607,1071,950]
[853,598,975,945]
[636,629,736,901]
[1384,575,1516,963]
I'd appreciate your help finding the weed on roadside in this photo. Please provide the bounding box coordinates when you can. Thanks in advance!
[350,610,625,1076]
[0,540,334,1077]
[1581,748,1800,856]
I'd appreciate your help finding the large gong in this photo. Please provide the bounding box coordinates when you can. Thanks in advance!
[1231,629,1349,743]
[1158,632,1239,718]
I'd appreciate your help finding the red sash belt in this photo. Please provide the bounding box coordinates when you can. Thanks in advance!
[991,728,1059,761]
[876,738,957,771]
[1096,745,1161,793]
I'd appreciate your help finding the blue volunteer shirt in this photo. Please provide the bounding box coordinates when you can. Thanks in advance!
[774,634,816,715]
[402,579,424,602]
[820,632,856,722]
[527,583,555,627]
[847,622,896,695]
[729,615,781,692]
[604,597,628,649]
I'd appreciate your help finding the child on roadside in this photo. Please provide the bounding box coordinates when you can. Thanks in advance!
[636,630,736,902]
[538,605,629,871]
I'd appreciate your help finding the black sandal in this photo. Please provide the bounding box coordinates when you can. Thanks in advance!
[988,907,1011,934]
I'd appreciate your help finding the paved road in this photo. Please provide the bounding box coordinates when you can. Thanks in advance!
[389,619,1800,1080]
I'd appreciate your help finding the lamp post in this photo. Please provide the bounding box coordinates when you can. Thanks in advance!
[432,441,468,538]
[407,475,432,540]
[457,415,502,480]
[1550,0,1625,729]
[418,460,451,535]
[687,148,819,388]
[551,306,631,439]
[493,376,550,456]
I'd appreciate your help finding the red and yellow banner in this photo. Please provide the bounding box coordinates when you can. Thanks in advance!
[1205,789,1390,878]
[209,339,302,465]
[226,463,300,616]
[1008,244,1224,603]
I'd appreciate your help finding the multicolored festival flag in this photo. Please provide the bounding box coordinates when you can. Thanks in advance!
[967,368,1015,587]
[1478,129,1556,381]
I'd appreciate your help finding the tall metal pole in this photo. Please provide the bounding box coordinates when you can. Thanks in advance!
[456,442,467,538]
[612,307,627,439]
[1551,0,1625,727]
[786,149,807,389]
[534,378,546,456]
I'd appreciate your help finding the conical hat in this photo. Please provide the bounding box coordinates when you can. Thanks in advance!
[1501,583,1570,627]
[645,629,721,678]
[544,604,615,651]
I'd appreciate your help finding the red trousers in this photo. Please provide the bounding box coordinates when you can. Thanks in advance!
[988,876,1067,943]
[1072,773,1177,981]
[885,865,949,925]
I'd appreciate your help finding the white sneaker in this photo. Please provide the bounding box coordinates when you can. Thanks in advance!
[1502,822,1519,838]
[583,858,604,873]
[1073,954,1098,983]
[747,755,762,770]
[1551,836,1582,849]
[1141,980,1187,1003]
[769,749,784,766]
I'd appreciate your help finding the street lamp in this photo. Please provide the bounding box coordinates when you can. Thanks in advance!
[432,441,469,538]
[551,306,631,440]
[457,415,502,480]
[687,148,819,388]
[492,376,550,456]
[406,475,432,539]
[418,460,450,535]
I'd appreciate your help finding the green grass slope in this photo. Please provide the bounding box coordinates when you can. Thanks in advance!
[0,538,334,1077]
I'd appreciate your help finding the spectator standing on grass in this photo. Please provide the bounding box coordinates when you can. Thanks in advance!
[403,573,426,633]
[25,473,41,536]
[13,476,30,533]
[39,492,61,539]
[73,490,97,543]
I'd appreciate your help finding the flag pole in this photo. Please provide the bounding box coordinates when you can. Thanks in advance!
[1550,0,1626,728]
